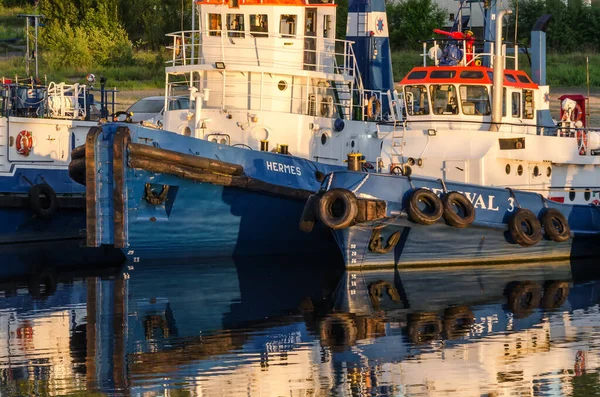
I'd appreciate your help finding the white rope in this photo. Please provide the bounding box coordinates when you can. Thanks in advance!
[352,173,370,194]
[326,173,334,191]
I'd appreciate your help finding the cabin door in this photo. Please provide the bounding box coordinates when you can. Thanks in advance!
[304,8,317,71]
[443,160,468,183]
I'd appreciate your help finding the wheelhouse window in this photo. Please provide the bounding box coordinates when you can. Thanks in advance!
[459,85,491,116]
[512,92,521,118]
[280,15,296,37]
[430,84,458,115]
[250,14,268,37]
[404,85,429,116]
[208,14,222,36]
[227,14,245,37]
[523,89,534,119]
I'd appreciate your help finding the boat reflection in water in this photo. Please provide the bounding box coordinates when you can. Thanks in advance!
[1,257,600,396]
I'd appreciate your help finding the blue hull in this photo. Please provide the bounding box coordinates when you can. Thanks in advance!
[322,171,600,268]
[88,123,344,260]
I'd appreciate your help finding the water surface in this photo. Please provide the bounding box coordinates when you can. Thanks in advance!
[1,256,600,396]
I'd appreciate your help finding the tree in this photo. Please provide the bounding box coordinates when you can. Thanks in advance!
[387,0,446,50]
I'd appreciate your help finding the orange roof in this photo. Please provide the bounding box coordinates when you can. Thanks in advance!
[196,0,336,5]
[399,66,538,89]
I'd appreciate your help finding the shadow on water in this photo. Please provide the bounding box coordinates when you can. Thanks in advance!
[2,254,600,396]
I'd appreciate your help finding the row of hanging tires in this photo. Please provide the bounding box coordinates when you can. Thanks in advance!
[304,187,477,231]
[304,186,571,247]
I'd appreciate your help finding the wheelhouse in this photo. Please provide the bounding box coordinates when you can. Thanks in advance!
[399,66,539,130]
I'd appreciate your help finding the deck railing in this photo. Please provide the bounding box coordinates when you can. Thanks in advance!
[166,30,359,78]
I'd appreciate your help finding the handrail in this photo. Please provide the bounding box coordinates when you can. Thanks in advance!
[166,29,358,77]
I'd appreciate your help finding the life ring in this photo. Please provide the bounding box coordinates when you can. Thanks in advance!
[508,208,542,246]
[539,208,570,243]
[368,228,402,254]
[407,312,442,344]
[144,184,169,205]
[16,130,33,156]
[316,188,358,230]
[299,193,319,233]
[406,188,444,225]
[442,191,475,228]
[506,281,541,319]
[541,281,569,310]
[442,306,474,340]
[28,184,58,218]
[366,96,381,119]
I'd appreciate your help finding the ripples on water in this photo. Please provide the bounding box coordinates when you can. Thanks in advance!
[1,254,600,396]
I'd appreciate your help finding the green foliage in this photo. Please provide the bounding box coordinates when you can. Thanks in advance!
[38,0,132,69]
[387,0,446,50]
[509,0,600,53]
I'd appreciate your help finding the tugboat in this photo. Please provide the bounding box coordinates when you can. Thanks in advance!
[300,5,600,267]
[77,0,402,260]
[0,75,124,263]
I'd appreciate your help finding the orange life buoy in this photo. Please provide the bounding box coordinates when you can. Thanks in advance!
[16,130,33,156]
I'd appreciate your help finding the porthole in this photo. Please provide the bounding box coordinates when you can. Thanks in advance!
[278,80,288,91]
[407,157,415,166]
[505,164,511,175]
[546,167,552,177]
[517,164,523,176]
[585,189,591,201]
[321,133,327,145]
[351,140,355,148]
[533,166,540,177]
[569,189,576,201]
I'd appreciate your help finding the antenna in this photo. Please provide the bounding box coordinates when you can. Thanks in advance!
[18,14,44,79]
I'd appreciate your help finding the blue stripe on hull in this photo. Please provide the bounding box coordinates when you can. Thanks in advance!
[0,167,84,194]
[125,172,338,260]
[334,221,600,268]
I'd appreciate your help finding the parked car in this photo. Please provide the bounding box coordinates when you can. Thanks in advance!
[126,96,191,125]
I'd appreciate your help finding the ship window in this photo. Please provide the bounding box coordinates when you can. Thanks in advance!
[229,0,239,7]
[430,70,456,79]
[430,84,458,115]
[250,14,268,37]
[404,85,430,115]
[323,15,332,38]
[227,14,245,37]
[523,89,534,119]
[460,70,484,79]
[502,88,506,117]
[505,73,517,83]
[208,14,222,36]
[512,92,521,118]
[407,71,427,80]
[459,85,491,116]
[487,71,493,80]
[518,75,531,83]
[280,14,297,37]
